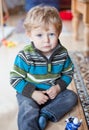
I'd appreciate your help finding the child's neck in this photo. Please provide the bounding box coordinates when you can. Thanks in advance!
[42,51,53,58]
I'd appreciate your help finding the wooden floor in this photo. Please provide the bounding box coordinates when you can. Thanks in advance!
[0,11,88,130]
[46,81,88,130]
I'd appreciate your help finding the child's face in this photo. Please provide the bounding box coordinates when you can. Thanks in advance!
[28,24,59,55]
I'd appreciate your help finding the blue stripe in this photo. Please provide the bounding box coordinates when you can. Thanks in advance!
[61,76,72,85]
[15,80,28,93]
[64,57,71,67]
[29,64,64,74]
[29,66,47,74]
[51,64,63,73]
[15,56,29,72]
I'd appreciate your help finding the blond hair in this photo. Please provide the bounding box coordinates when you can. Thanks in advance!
[24,5,62,35]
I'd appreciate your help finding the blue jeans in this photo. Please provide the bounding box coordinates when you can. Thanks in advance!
[16,89,78,130]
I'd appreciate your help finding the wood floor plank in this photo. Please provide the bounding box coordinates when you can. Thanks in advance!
[45,80,88,130]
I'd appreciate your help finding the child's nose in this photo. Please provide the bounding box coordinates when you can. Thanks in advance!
[44,35,49,43]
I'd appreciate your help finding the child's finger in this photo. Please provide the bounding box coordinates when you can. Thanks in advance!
[42,91,46,93]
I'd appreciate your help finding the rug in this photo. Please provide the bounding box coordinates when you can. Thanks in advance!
[70,52,89,127]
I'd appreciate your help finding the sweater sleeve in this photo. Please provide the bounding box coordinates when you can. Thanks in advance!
[55,55,74,91]
[10,50,36,98]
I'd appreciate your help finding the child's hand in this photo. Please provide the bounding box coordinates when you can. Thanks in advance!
[31,90,49,105]
[45,84,60,99]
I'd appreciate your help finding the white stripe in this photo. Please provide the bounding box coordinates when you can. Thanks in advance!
[62,68,72,73]
[52,59,65,64]
[19,53,27,62]
[12,78,21,87]
[27,73,60,83]
[11,69,25,78]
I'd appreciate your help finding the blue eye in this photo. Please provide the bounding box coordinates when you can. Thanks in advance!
[49,33,55,36]
[36,34,42,37]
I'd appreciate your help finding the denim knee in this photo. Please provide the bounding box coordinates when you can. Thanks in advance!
[40,89,78,122]
[66,90,78,107]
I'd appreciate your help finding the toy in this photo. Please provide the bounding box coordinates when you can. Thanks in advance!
[65,116,82,130]
[2,39,17,47]
[59,10,73,21]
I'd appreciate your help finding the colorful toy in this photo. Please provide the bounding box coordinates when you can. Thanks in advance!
[2,39,17,47]
[65,116,82,130]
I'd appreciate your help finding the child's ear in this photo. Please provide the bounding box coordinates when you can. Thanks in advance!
[26,31,32,41]
[26,31,31,37]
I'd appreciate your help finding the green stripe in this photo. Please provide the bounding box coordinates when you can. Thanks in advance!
[29,73,59,79]
[48,63,51,72]
[14,66,27,76]
[26,73,60,83]
[24,44,35,53]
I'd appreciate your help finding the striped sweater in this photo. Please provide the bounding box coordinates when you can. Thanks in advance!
[10,41,74,98]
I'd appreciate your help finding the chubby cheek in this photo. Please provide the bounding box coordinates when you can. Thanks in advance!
[33,42,42,49]
[51,40,58,49]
